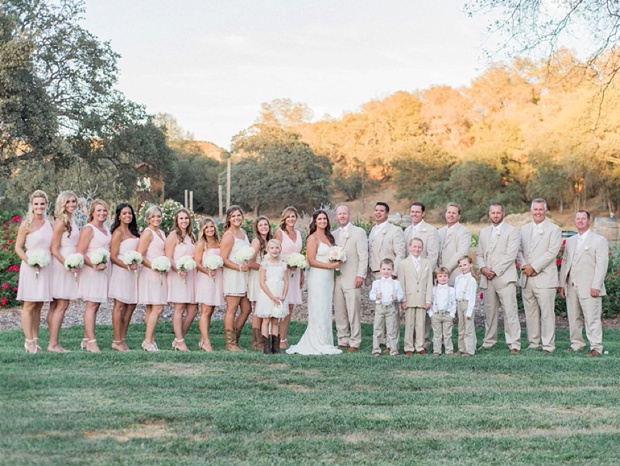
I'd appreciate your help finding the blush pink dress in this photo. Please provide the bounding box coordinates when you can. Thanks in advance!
[280,229,303,305]
[195,247,224,306]
[222,233,250,296]
[138,228,168,305]
[167,235,196,304]
[108,237,139,304]
[78,224,111,303]
[17,220,53,302]
[51,218,79,300]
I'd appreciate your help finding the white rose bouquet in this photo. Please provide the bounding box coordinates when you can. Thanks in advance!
[151,256,171,285]
[203,255,223,282]
[328,245,347,276]
[90,248,109,274]
[234,246,255,264]
[176,255,196,284]
[64,253,84,282]
[122,250,143,276]
[286,252,307,277]
[28,250,51,279]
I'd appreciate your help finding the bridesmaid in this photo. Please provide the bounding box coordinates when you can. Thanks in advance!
[48,190,79,353]
[194,217,224,351]
[137,205,168,352]
[108,203,140,351]
[76,199,111,353]
[15,190,53,354]
[274,206,303,349]
[247,216,272,351]
[165,208,198,352]
[220,205,251,351]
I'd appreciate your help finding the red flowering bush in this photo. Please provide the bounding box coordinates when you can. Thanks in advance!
[0,212,22,307]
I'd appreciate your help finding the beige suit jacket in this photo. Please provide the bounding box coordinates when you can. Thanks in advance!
[559,231,608,298]
[333,224,368,290]
[398,256,433,307]
[517,220,562,289]
[476,222,520,289]
[438,222,471,282]
[404,220,440,270]
[368,221,406,275]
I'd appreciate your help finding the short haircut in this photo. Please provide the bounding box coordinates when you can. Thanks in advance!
[375,201,390,213]
[380,258,394,268]
[575,209,591,220]
[530,198,547,210]
[434,267,450,279]
[446,202,461,214]
[408,237,424,247]
[458,255,472,264]
[409,201,426,212]
[489,202,504,212]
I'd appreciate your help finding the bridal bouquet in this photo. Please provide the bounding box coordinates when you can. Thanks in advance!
[203,255,223,282]
[176,255,196,284]
[328,246,347,276]
[64,253,84,282]
[286,252,307,277]
[234,246,255,264]
[122,250,143,275]
[151,256,171,285]
[28,251,51,279]
[90,248,109,273]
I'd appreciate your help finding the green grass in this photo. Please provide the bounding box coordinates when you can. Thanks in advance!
[1,321,620,465]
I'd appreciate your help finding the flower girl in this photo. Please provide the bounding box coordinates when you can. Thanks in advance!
[255,239,289,354]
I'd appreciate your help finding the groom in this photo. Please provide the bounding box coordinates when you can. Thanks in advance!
[333,205,368,352]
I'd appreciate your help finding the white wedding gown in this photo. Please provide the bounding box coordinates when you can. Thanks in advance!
[287,242,342,355]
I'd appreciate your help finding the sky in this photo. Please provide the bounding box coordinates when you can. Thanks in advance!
[82,0,502,149]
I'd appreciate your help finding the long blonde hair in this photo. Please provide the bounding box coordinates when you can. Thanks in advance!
[55,190,77,238]
[87,199,109,223]
[24,190,49,233]
[173,208,196,244]
[278,206,298,232]
[197,217,220,250]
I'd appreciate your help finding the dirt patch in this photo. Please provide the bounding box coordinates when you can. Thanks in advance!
[84,420,173,442]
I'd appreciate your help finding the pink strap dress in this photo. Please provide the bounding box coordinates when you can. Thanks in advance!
[195,247,225,307]
[17,220,53,302]
[280,229,303,305]
[108,237,139,304]
[78,224,111,303]
[167,235,197,304]
[137,227,168,305]
[51,218,79,300]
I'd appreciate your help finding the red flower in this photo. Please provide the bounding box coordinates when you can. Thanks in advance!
[1,282,8,290]
[1,297,7,306]
[10,216,21,223]
[7,265,19,272]
[7,239,12,243]
[479,292,484,300]
[1,245,8,250]
[13,287,17,292]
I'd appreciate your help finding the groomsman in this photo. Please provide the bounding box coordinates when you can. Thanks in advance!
[404,201,440,350]
[438,203,471,285]
[333,205,368,352]
[368,202,406,280]
[477,203,521,353]
[559,210,608,356]
[368,202,406,349]
[404,202,439,269]
[517,198,562,353]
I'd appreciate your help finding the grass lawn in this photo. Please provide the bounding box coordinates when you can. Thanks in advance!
[1,321,620,465]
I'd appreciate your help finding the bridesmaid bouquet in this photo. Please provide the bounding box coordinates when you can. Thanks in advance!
[28,251,51,279]
[328,246,347,276]
[90,248,109,274]
[203,255,223,282]
[286,253,307,277]
[234,246,255,264]
[122,251,143,276]
[64,253,84,282]
[151,256,171,285]
[176,255,196,284]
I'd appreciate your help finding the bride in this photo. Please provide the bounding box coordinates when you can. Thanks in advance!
[287,210,342,355]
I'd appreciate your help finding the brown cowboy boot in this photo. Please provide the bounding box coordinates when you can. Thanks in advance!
[271,335,281,354]
[263,335,273,354]
[224,329,242,352]
[251,328,262,351]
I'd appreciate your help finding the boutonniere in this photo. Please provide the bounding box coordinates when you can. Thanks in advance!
[344,232,350,240]
[584,245,590,251]
[382,229,387,235]
[420,228,427,233]
[537,230,543,236]
[495,230,501,236]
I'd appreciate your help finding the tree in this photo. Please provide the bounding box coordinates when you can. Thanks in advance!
[230,125,331,215]
[256,98,314,128]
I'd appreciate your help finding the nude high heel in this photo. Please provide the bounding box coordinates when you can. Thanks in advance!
[172,338,189,352]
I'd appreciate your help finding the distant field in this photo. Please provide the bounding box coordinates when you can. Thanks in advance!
[1,321,619,465]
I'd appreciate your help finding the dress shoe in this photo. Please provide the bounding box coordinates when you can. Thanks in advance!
[405,351,413,356]
[338,345,348,350]
[510,349,519,355]
[542,350,552,354]
[417,349,426,355]
[586,349,601,357]
[565,347,582,353]
[347,346,358,353]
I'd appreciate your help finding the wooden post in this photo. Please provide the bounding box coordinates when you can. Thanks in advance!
[184,189,188,209]
[218,184,223,219]
[189,191,193,211]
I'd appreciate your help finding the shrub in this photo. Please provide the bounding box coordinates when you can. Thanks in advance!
[602,245,620,318]
[137,199,199,235]
[0,212,23,307]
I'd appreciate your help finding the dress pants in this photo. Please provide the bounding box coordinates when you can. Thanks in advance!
[334,280,361,348]
[431,312,454,354]
[482,280,521,350]
[457,300,476,355]
[566,283,603,353]
[404,307,426,353]
[373,303,399,355]
[522,285,556,351]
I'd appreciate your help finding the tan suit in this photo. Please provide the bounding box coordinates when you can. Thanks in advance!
[333,224,368,348]
[517,220,562,351]
[559,231,608,353]
[438,223,471,285]
[404,220,440,270]
[477,222,521,350]
[368,221,406,279]
[399,256,433,353]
